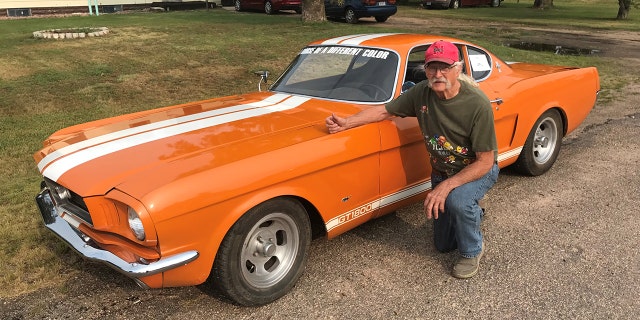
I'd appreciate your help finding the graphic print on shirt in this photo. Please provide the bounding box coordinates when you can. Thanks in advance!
[427,134,471,166]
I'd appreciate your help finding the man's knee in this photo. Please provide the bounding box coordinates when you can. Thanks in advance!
[446,189,474,216]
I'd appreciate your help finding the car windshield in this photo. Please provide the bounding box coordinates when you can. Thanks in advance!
[270,45,399,103]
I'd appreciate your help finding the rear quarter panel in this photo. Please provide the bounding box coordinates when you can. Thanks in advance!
[485,63,599,162]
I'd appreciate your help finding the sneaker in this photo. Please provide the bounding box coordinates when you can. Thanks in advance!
[452,244,484,279]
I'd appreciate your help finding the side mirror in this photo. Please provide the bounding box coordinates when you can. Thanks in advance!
[254,70,270,91]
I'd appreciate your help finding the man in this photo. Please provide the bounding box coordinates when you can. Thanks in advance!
[325,40,499,279]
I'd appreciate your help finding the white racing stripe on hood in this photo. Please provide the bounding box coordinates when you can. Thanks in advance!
[320,33,399,45]
[38,93,292,173]
[41,95,310,182]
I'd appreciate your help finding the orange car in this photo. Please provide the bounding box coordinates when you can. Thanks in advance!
[34,34,599,306]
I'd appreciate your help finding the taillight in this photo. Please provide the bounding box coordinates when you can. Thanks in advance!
[387,0,396,4]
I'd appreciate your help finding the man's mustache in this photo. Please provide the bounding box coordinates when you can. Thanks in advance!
[428,77,451,87]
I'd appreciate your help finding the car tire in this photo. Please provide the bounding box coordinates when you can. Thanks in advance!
[450,0,460,9]
[514,109,563,176]
[264,1,274,14]
[491,0,501,7]
[344,7,358,24]
[234,0,242,11]
[375,15,389,23]
[211,198,312,306]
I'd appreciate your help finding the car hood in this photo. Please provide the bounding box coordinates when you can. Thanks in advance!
[35,92,356,198]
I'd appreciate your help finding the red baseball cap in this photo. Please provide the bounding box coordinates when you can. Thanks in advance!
[425,40,459,65]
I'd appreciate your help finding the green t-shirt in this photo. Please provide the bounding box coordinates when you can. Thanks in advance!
[385,80,498,176]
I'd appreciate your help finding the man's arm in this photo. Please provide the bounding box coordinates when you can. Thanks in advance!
[424,151,495,220]
[325,105,394,134]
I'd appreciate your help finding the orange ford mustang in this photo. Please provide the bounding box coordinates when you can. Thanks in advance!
[34,33,599,306]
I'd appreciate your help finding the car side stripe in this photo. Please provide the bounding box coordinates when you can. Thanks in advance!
[42,95,310,182]
[326,181,432,232]
[326,147,523,232]
[497,147,523,162]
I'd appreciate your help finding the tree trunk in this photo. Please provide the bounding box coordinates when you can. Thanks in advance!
[532,0,554,9]
[617,0,631,19]
[301,0,326,23]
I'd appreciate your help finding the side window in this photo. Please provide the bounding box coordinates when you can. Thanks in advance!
[405,43,467,84]
[404,49,428,84]
[467,46,492,81]
[455,44,467,74]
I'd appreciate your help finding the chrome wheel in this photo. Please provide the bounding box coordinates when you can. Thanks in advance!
[532,117,559,165]
[345,8,358,24]
[241,212,299,288]
[234,0,241,11]
[264,1,273,14]
[211,198,311,306]
[514,109,563,176]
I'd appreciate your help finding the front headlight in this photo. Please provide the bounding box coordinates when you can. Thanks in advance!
[53,184,71,200]
[127,207,146,241]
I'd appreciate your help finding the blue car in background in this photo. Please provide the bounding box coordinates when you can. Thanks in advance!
[324,0,397,24]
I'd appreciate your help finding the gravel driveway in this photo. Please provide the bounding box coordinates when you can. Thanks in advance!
[2,15,639,320]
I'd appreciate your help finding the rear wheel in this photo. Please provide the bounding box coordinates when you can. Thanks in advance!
[450,0,459,9]
[234,0,242,11]
[375,15,389,23]
[345,7,358,24]
[212,198,311,306]
[491,0,501,7]
[264,1,274,14]
[514,109,563,176]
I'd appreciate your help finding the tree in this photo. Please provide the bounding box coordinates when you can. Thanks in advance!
[617,0,632,19]
[301,0,326,23]
[532,0,554,9]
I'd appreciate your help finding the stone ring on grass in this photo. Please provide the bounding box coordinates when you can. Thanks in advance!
[33,27,109,40]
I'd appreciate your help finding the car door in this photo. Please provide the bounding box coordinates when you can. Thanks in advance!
[377,117,430,218]
[376,46,432,218]
[460,44,520,165]
[247,0,261,10]
[324,0,342,17]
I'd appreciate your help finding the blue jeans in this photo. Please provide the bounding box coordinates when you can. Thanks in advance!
[431,164,499,258]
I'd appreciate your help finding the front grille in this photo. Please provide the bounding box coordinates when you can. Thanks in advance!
[67,189,88,212]
[43,178,93,225]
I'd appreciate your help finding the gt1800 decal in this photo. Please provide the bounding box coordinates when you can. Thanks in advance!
[326,201,379,231]
[325,147,521,233]
[325,181,432,232]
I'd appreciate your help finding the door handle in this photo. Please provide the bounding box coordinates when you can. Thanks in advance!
[490,98,503,110]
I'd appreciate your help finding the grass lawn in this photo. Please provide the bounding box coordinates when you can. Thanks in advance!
[0,0,637,297]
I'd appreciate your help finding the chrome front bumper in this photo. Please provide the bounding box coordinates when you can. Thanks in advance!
[36,187,199,279]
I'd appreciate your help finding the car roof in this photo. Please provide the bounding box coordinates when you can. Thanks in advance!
[309,33,469,51]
